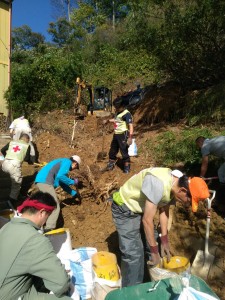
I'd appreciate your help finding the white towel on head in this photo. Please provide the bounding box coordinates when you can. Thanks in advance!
[171,170,183,178]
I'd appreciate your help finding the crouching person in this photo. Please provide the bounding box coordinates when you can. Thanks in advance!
[0,191,72,300]
[1,133,31,206]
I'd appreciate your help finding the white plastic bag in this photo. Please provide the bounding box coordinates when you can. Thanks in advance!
[177,287,218,300]
[128,138,138,156]
[69,247,97,300]
[149,266,178,281]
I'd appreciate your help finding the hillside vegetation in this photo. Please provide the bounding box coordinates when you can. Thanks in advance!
[5,0,225,125]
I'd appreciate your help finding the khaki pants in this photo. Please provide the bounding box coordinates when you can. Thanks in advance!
[36,183,60,230]
[2,159,22,200]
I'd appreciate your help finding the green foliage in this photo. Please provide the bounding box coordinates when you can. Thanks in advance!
[6,0,225,122]
[153,0,225,87]
[48,18,73,46]
[139,127,215,167]
[184,81,225,125]
[12,25,45,50]
[6,47,81,115]
[82,44,159,89]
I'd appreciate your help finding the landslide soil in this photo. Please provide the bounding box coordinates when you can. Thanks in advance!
[21,106,225,299]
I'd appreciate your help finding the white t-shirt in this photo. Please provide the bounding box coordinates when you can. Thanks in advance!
[9,117,31,130]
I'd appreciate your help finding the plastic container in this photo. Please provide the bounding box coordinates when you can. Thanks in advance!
[162,256,190,274]
[105,275,219,300]
[92,251,120,281]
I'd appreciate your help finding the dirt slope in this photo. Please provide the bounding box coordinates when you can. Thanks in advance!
[20,109,225,299]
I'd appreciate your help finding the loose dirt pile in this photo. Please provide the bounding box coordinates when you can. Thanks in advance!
[21,109,225,299]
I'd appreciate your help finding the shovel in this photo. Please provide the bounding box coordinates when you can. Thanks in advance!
[97,126,107,161]
[191,190,216,279]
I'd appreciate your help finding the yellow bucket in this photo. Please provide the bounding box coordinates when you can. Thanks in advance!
[162,256,190,274]
[45,228,68,235]
[92,251,120,281]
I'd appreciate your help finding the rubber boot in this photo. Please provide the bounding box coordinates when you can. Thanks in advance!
[106,160,116,171]
[123,163,130,174]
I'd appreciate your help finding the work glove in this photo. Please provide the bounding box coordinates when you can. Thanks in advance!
[127,137,132,146]
[73,178,79,186]
[160,234,171,263]
[148,245,161,266]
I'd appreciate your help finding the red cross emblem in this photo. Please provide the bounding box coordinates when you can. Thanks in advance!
[13,145,21,152]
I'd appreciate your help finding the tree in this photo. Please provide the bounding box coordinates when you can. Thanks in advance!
[48,18,73,46]
[12,25,45,50]
[50,0,77,21]
[153,0,225,87]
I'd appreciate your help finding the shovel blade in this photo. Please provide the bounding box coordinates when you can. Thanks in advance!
[191,250,215,279]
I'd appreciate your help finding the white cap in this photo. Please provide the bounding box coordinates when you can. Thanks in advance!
[71,155,81,166]
[171,169,183,178]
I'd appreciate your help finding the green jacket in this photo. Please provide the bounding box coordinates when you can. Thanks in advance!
[0,218,70,300]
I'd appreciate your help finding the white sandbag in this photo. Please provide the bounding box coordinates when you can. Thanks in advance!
[149,266,178,281]
[91,282,119,300]
[69,247,97,300]
[91,251,121,300]
[45,228,72,270]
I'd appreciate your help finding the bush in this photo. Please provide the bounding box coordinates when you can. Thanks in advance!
[139,127,216,167]
[6,47,81,116]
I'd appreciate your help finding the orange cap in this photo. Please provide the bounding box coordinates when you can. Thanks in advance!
[189,177,210,212]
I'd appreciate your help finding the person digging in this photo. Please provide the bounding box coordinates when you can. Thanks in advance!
[196,135,225,183]
[109,167,209,287]
[103,97,133,173]
[35,155,81,232]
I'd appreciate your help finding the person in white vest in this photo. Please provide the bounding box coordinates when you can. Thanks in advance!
[1,134,30,206]
[110,168,210,287]
[9,116,36,163]
[103,97,134,173]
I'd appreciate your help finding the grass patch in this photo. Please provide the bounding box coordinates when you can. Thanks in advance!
[139,127,218,168]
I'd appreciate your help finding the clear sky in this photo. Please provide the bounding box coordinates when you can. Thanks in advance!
[12,0,54,42]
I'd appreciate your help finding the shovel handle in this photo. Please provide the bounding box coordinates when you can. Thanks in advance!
[204,190,216,255]
[208,190,216,207]
[204,176,218,181]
